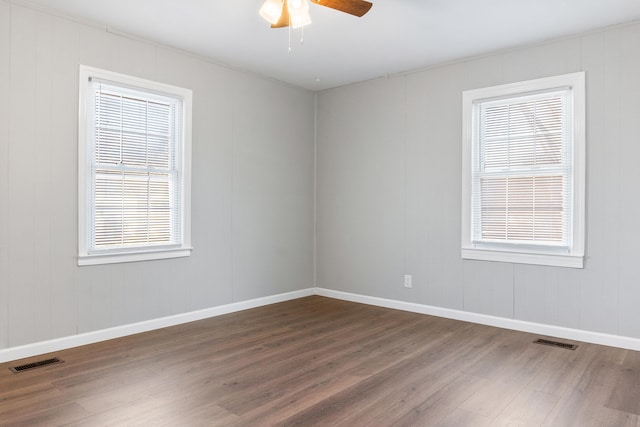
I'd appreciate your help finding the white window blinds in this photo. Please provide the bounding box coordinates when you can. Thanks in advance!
[87,79,183,252]
[472,90,573,248]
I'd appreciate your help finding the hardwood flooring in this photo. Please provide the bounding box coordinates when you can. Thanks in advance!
[1,296,639,426]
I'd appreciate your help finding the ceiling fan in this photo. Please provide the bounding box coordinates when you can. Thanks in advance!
[260,0,373,29]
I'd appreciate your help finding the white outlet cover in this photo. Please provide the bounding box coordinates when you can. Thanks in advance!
[404,275,412,288]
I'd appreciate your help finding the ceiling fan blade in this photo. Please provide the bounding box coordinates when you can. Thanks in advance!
[271,0,290,28]
[309,0,373,17]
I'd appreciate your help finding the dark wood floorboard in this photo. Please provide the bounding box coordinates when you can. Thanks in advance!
[1,296,639,426]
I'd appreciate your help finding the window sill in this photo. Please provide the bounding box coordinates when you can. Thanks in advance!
[78,247,192,266]
[461,247,583,268]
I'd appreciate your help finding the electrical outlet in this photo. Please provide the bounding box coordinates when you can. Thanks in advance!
[404,274,412,288]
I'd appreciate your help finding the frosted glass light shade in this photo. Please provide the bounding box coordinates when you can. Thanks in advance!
[260,0,284,25]
[291,11,311,28]
[288,0,311,28]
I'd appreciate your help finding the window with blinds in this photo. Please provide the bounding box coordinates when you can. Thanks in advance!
[78,66,192,265]
[462,72,585,268]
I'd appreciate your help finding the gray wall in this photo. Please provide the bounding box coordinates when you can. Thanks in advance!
[316,22,640,339]
[0,1,315,350]
[3,0,640,353]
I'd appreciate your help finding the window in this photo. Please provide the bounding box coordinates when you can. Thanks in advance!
[78,65,192,265]
[461,72,585,268]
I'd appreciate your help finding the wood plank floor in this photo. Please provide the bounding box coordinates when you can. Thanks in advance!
[1,296,639,426]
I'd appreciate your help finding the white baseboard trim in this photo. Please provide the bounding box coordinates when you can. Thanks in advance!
[315,287,640,352]
[4,286,639,364]
[0,288,315,364]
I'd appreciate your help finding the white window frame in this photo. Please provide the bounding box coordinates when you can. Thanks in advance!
[78,65,192,266]
[461,72,585,268]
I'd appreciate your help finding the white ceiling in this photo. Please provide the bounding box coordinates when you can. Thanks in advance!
[20,0,640,91]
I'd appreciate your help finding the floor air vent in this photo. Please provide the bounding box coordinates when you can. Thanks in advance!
[10,357,64,373]
[533,338,578,350]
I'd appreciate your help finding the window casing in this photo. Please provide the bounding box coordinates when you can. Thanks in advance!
[461,72,585,268]
[78,66,192,265]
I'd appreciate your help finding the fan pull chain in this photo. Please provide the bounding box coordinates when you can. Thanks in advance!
[288,13,292,53]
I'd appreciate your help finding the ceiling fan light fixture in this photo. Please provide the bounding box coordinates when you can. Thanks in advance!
[291,11,312,29]
[259,0,284,25]
[288,0,312,28]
